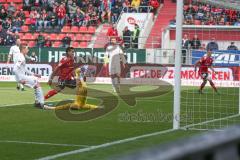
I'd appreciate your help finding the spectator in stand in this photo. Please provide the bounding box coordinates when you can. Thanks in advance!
[8,2,16,15]
[30,51,38,62]
[5,33,15,46]
[182,34,191,63]
[107,24,118,38]
[184,4,195,24]
[29,9,38,28]
[23,0,34,11]
[182,1,240,26]
[131,0,141,12]
[68,2,78,19]
[227,42,238,50]
[37,9,49,30]
[234,18,240,26]
[16,9,26,22]
[89,11,99,26]
[122,26,131,49]
[149,0,160,14]
[12,17,23,33]
[40,0,49,11]
[111,4,121,24]
[140,0,149,13]
[191,34,201,50]
[47,11,57,27]
[83,13,90,26]
[72,7,84,26]
[44,36,52,47]
[56,3,66,27]
[0,8,7,23]
[36,32,45,47]
[206,38,219,51]
[2,18,12,30]
[61,34,71,48]
[132,24,140,48]
[0,25,7,45]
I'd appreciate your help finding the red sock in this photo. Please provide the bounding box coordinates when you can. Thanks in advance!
[210,81,217,92]
[44,89,58,100]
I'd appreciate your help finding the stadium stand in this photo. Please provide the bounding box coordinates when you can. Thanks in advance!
[0,0,162,48]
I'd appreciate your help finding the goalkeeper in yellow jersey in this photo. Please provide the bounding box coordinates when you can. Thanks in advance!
[44,66,99,110]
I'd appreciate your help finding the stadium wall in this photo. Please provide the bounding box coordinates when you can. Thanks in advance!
[0,47,239,87]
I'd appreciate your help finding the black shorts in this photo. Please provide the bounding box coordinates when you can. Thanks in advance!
[201,72,209,80]
[57,79,76,90]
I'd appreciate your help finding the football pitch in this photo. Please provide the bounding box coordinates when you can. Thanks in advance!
[0,82,239,160]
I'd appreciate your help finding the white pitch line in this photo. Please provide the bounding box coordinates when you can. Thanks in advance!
[0,100,74,108]
[0,140,90,147]
[37,129,175,160]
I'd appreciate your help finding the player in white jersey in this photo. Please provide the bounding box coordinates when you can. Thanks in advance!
[6,38,25,91]
[105,37,126,92]
[13,44,46,108]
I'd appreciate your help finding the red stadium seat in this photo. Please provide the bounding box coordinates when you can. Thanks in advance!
[88,26,96,34]
[52,41,62,47]
[71,26,79,33]
[71,41,79,48]
[24,11,30,18]
[57,34,66,40]
[12,0,23,3]
[16,4,23,11]
[32,33,39,40]
[61,26,70,33]
[17,33,24,39]
[79,42,88,48]
[21,25,29,32]
[49,33,57,40]
[85,34,92,41]
[66,34,75,40]
[79,26,87,33]
[75,34,83,41]
[23,33,33,40]
[28,41,36,47]
[25,18,31,25]
[3,3,8,9]
[41,33,49,38]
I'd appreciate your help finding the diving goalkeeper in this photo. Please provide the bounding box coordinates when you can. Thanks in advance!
[44,66,99,110]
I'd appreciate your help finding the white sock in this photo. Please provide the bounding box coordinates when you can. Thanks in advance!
[111,78,117,92]
[19,83,24,89]
[35,87,44,105]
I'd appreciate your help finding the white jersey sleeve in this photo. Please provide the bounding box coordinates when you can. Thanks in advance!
[9,45,21,63]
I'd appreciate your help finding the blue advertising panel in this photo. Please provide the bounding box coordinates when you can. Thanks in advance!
[192,50,240,66]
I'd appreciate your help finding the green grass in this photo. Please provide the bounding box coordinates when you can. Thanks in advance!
[0,82,239,160]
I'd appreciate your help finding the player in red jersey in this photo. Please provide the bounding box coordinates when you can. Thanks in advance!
[194,50,219,94]
[44,47,76,100]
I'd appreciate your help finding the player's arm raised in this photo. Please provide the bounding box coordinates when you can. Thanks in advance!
[6,46,13,65]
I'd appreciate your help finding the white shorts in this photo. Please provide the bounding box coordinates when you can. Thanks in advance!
[14,73,38,88]
[109,64,121,75]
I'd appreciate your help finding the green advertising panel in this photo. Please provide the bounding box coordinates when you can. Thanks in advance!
[0,46,39,62]
[0,47,146,64]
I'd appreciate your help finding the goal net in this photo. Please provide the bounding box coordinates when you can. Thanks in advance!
[175,0,240,130]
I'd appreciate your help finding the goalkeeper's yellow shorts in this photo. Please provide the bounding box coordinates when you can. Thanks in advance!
[55,81,97,110]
